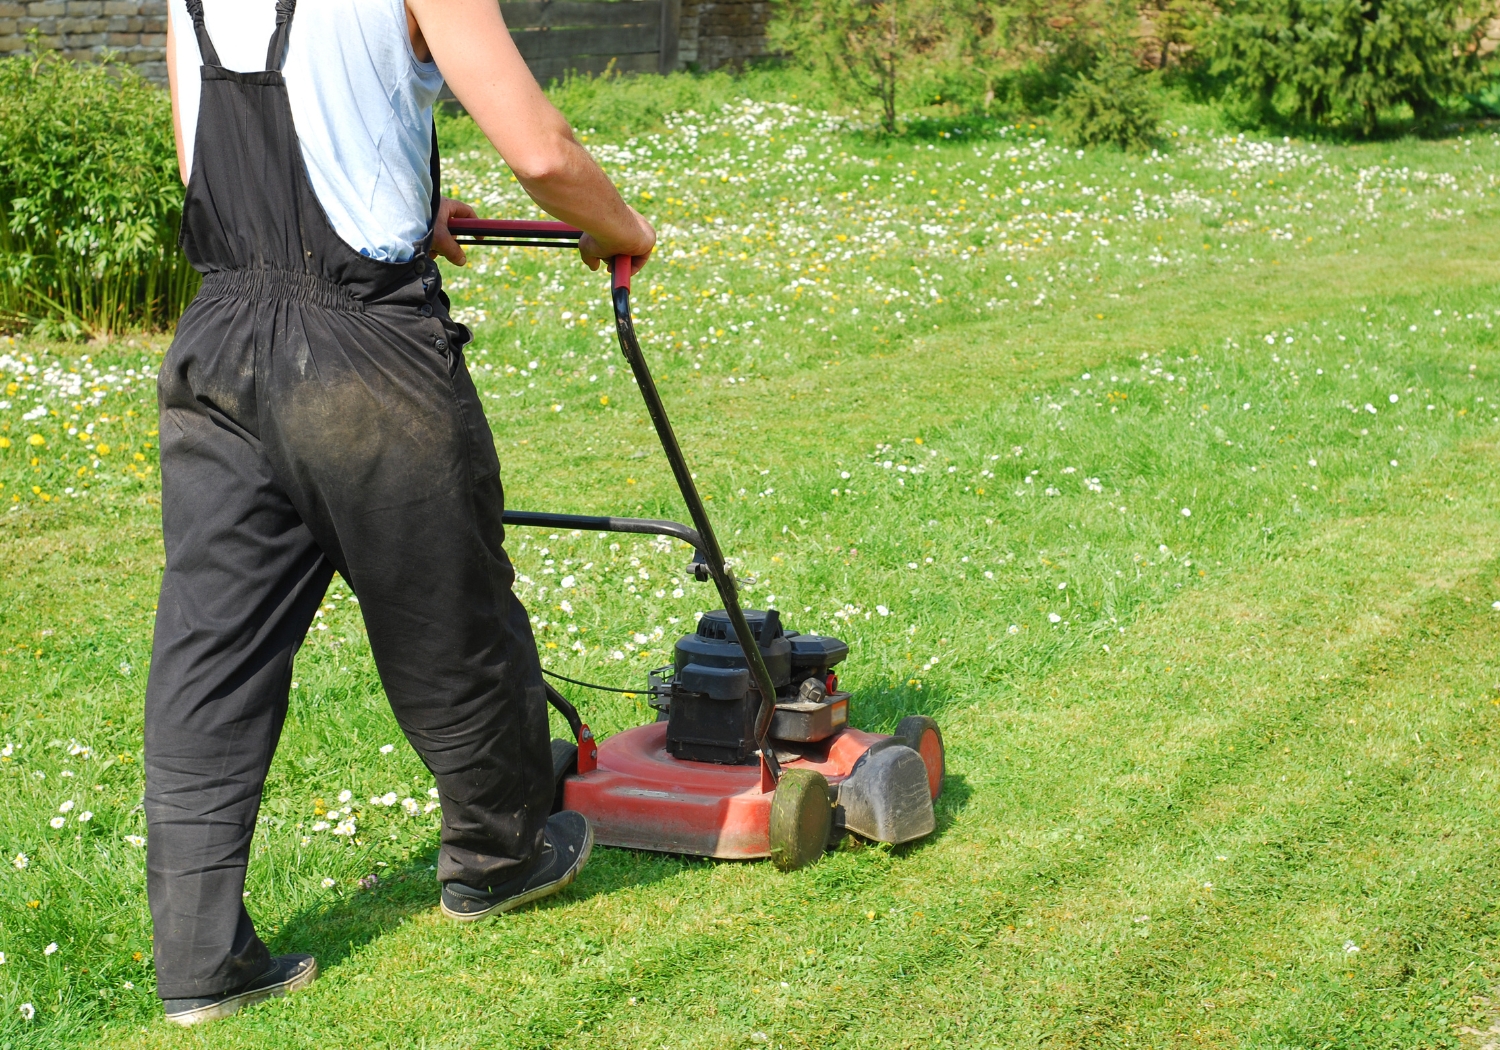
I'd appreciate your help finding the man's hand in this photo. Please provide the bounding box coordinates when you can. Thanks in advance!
[579,206,656,278]
[430,197,477,266]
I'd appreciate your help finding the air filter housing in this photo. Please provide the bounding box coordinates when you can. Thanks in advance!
[665,609,849,764]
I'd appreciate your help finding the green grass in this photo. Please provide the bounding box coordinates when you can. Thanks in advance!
[4,82,1500,1047]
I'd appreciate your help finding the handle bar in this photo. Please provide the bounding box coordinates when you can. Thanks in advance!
[446,217,631,290]
[444,214,781,782]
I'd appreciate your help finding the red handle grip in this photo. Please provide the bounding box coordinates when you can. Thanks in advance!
[446,218,582,237]
[612,255,631,292]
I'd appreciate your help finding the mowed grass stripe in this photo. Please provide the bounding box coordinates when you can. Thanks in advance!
[887,443,1500,1046]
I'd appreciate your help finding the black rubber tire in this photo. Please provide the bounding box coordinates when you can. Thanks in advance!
[895,715,945,800]
[768,768,832,872]
[550,738,578,814]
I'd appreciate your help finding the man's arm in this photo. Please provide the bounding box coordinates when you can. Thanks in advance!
[166,11,188,185]
[407,0,655,274]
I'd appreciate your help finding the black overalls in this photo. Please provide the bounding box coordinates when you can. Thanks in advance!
[145,0,552,999]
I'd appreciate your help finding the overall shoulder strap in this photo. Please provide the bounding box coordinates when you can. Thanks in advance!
[265,0,298,72]
[183,0,223,67]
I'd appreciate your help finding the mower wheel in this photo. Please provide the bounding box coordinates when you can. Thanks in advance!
[549,739,578,814]
[768,768,832,872]
[895,716,945,800]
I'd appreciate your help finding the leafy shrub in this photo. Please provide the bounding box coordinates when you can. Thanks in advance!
[960,0,1126,112]
[0,44,195,336]
[768,0,965,132]
[765,0,1172,133]
[936,0,1199,118]
[1203,0,1491,134]
[1055,47,1163,150]
[1465,76,1500,118]
[1138,0,1215,73]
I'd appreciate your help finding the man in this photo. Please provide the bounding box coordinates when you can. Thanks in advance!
[152,0,654,1025]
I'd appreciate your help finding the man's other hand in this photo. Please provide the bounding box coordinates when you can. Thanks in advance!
[431,197,476,266]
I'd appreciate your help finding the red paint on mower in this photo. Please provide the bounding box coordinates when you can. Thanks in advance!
[563,722,920,859]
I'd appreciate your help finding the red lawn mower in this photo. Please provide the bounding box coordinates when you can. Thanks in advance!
[449,219,945,870]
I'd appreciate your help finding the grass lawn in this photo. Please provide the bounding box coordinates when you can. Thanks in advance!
[4,82,1500,1047]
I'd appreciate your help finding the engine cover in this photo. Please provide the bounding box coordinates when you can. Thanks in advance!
[665,609,849,764]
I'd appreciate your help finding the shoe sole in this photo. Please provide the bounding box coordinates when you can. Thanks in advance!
[440,821,594,922]
[164,958,319,1027]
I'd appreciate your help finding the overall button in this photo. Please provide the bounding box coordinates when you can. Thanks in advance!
[434,339,448,352]
[420,303,434,317]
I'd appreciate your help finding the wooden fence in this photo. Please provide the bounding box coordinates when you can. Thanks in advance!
[503,0,682,83]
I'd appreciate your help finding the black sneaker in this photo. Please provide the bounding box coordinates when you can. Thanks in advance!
[441,810,593,921]
[162,953,317,1026]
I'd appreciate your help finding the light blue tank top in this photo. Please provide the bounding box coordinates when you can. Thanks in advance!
[169,0,445,263]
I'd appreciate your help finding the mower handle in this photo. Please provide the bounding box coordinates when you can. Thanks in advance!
[445,215,783,783]
[446,217,581,248]
[501,510,702,554]
[444,217,632,289]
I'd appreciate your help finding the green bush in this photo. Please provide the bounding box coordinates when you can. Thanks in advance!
[768,0,966,132]
[1204,0,1491,134]
[0,44,195,337]
[763,0,1172,134]
[960,0,1126,113]
[1465,75,1500,118]
[1055,47,1163,150]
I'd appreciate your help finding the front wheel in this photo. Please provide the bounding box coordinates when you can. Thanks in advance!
[895,716,944,800]
[768,768,832,872]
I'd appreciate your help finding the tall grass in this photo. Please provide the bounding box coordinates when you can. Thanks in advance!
[0,44,197,338]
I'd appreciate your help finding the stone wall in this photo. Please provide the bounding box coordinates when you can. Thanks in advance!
[677,0,771,72]
[0,1,167,83]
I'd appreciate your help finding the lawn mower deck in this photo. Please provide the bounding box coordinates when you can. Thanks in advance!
[560,720,943,862]
[450,218,945,869]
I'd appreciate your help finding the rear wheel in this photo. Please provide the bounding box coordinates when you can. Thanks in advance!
[895,716,944,800]
[768,769,832,872]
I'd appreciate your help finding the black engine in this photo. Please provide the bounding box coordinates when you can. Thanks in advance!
[653,609,849,764]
